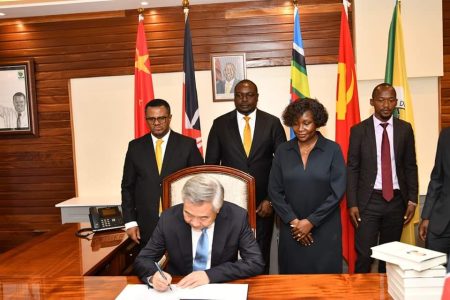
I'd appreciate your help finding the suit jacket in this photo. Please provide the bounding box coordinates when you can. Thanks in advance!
[134,201,265,283]
[205,109,287,205]
[216,79,238,94]
[347,116,418,211]
[421,127,450,235]
[121,131,203,244]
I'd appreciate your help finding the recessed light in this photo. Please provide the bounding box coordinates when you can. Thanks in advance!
[141,1,149,5]
[0,12,6,17]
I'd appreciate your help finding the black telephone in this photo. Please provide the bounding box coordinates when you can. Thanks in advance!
[89,206,125,232]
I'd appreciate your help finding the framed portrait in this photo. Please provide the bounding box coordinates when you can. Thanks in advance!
[211,53,246,102]
[0,59,38,138]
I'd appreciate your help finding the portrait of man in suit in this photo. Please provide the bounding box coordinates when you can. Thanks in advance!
[205,79,287,273]
[0,92,29,130]
[134,174,264,291]
[121,99,203,247]
[419,127,450,272]
[216,62,239,95]
[347,83,418,273]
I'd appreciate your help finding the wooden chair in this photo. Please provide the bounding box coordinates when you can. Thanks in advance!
[162,165,256,232]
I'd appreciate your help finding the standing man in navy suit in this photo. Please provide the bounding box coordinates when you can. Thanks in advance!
[419,127,450,272]
[121,99,203,247]
[347,83,418,273]
[205,79,287,273]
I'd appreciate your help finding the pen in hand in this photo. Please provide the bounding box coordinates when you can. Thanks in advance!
[154,261,173,291]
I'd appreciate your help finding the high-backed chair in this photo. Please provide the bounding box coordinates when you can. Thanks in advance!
[162,165,256,232]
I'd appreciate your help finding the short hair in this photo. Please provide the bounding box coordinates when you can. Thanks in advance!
[145,99,171,114]
[13,92,25,101]
[282,98,328,128]
[371,83,396,99]
[234,79,258,94]
[182,174,224,212]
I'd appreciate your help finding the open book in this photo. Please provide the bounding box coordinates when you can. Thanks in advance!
[371,241,447,271]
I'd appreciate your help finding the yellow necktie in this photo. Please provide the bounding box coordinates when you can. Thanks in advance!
[155,139,163,174]
[243,116,252,157]
[155,139,163,214]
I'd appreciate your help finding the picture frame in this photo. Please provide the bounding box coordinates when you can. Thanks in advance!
[211,53,246,102]
[0,59,38,138]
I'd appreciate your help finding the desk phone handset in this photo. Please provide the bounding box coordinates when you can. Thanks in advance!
[89,206,125,232]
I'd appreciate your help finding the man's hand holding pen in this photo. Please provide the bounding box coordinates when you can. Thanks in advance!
[151,270,173,292]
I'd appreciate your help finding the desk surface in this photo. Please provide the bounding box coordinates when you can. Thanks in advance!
[0,224,128,276]
[0,274,390,299]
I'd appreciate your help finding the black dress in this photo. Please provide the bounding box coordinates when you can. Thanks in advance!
[268,133,346,274]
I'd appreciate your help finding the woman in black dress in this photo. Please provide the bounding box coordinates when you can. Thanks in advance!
[269,98,346,274]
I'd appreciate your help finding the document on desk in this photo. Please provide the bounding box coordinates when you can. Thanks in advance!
[115,283,248,300]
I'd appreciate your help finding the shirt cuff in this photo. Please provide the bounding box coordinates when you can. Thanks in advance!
[125,221,138,230]
[408,201,417,206]
[147,276,154,287]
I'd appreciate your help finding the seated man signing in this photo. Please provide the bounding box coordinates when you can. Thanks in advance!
[134,174,265,291]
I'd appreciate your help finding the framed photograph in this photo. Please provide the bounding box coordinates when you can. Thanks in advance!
[211,53,246,101]
[0,59,38,138]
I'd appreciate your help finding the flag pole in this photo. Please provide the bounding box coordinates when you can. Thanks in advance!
[183,0,189,19]
[342,0,350,16]
[138,7,144,21]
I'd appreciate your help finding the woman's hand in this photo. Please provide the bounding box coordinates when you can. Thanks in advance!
[290,218,314,245]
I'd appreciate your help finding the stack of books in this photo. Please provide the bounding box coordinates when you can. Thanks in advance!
[371,241,447,300]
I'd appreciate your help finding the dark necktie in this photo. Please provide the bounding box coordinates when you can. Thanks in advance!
[381,123,394,201]
[193,228,208,271]
[17,113,22,128]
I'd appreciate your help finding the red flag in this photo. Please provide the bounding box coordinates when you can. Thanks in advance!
[134,14,154,138]
[335,5,360,274]
[182,12,203,154]
[442,275,450,300]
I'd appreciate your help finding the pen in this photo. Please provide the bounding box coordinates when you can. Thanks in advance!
[154,261,173,291]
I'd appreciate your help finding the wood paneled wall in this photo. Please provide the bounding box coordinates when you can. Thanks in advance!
[0,0,343,253]
[443,0,450,128]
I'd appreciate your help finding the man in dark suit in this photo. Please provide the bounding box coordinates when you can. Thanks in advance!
[205,79,287,273]
[347,83,418,273]
[419,127,450,272]
[121,99,203,247]
[134,174,264,291]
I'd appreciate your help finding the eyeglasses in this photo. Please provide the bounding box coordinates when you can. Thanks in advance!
[145,116,169,124]
[235,92,257,99]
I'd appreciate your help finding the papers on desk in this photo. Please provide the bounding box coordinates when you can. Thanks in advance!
[116,283,248,300]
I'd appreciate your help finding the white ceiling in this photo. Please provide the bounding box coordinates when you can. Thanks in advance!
[0,0,257,19]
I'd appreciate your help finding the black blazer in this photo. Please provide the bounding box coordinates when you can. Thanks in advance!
[121,131,203,243]
[421,127,450,235]
[347,116,418,211]
[134,201,265,283]
[205,109,286,205]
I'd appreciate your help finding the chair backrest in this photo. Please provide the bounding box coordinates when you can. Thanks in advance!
[162,165,256,231]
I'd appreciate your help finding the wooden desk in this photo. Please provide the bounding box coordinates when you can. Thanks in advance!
[0,224,137,277]
[0,274,390,299]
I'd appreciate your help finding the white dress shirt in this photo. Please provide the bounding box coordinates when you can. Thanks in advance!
[191,223,215,270]
[236,109,256,144]
[373,116,399,190]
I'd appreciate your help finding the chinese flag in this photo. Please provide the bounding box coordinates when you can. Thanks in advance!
[335,5,360,274]
[134,14,154,138]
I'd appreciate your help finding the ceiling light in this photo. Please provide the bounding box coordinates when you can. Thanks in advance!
[141,1,149,5]
[0,12,5,16]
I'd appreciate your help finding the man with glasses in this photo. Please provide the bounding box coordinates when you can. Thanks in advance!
[206,79,286,273]
[121,99,203,247]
